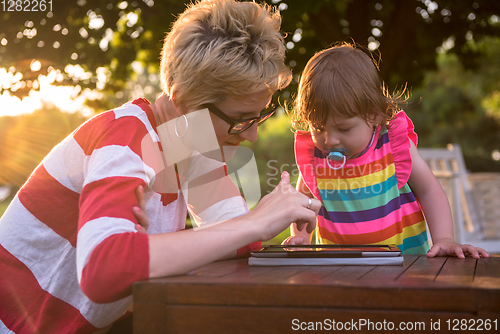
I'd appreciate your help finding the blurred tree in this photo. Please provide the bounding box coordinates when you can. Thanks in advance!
[1,0,500,109]
[0,0,187,109]
[278,0,500,99]
[0,105,86,187]
[407,36,500,171]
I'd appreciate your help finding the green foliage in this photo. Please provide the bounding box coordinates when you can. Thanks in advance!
[2,0,500,111]
[273,0,500,102]
[0,193,14,218]
[264,228,290,245]
[242,111,299,197]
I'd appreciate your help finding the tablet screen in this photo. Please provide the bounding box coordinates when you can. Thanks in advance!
[251,244,401,258]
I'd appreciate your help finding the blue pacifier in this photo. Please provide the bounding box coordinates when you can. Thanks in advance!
[325,148,350,170]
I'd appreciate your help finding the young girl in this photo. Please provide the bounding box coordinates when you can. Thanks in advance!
[288,43,488,258]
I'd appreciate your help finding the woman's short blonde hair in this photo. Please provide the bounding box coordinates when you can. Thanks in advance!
[292,42,407,131]
[161,0,292,112]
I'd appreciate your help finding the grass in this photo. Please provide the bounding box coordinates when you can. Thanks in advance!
[0,195,13,218]
[264,228,291,245]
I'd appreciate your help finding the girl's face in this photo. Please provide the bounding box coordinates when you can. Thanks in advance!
[310,113,379,159]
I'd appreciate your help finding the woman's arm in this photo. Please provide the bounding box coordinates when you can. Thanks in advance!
[408,141,488,258]
[140,172,320,278]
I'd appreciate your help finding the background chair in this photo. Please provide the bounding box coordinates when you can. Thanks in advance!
[418,144,500,253]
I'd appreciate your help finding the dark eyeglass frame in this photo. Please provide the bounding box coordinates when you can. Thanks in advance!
[203,101,278,134]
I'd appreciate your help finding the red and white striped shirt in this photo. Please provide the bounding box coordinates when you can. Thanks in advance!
[0,98,255,333]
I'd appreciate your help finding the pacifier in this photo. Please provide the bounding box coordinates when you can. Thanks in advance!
[324,148,350,170]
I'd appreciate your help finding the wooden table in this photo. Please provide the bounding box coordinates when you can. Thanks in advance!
[133,255,500,333]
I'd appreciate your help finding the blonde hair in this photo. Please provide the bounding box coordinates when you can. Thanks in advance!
[161,0,292,112]
[292,42,407,131]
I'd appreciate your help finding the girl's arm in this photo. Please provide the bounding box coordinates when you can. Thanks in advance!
[407,141,488,258]
[285,173,315,245]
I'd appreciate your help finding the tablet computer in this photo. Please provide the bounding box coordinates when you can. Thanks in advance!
[250,244,401,258]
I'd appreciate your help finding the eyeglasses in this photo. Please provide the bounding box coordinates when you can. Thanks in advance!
[203,101,278,134]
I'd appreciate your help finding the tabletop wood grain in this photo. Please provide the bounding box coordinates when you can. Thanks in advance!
[133,255,500,334]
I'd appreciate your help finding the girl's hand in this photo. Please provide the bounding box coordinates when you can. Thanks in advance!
[281,236,309,245]
[133,185,150,234]
[427,238,489,259]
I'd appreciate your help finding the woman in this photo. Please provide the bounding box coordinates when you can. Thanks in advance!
[0,1,320,333]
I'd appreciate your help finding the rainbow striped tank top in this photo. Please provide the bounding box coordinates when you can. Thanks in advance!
[295,111,429,254]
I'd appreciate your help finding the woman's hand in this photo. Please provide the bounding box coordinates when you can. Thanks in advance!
[427,238,489,259]
[132,185,150,234]
[247,171,321,242]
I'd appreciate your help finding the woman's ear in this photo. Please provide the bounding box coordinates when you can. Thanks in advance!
[169,89,180,113]
[154,93,182,124]
[169,90,192,116]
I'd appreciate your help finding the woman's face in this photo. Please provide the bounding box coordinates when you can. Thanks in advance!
[207,90,273,158]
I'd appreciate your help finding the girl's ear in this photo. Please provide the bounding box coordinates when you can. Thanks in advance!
[367,111,384,127]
